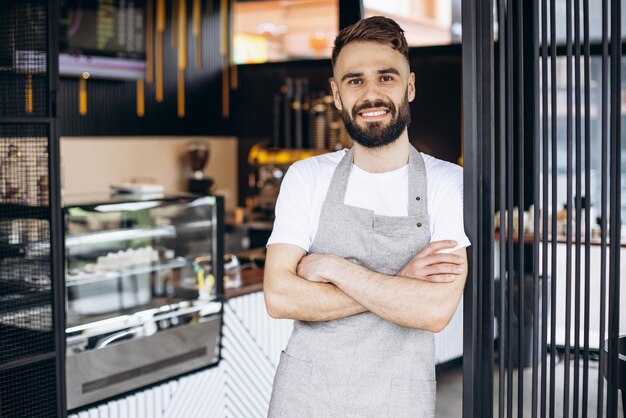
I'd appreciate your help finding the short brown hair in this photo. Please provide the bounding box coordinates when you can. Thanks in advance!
[331,16,409,67]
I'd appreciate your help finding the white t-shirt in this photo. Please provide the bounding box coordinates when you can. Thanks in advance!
[267,149,471,253]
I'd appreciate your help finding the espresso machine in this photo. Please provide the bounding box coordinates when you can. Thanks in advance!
[186,141,215,195]
[246,142,329,219]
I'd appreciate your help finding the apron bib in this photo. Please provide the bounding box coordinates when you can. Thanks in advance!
[269,146,435,418]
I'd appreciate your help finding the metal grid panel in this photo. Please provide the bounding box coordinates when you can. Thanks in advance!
[0,0,49,117]
[0,125,53,366]
[0,358,57,417]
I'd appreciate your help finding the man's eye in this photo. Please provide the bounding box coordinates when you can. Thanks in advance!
[348,79,362,85]
[381,75,394,82]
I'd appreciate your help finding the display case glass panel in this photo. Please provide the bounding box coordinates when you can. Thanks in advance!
[63,193,224,411]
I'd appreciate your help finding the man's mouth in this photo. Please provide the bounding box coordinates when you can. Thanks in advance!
[357,108,390,120]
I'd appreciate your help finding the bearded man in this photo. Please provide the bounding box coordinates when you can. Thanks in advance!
[264,16,470,418]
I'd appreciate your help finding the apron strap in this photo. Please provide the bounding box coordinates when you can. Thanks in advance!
[408,145,428,217]
[324,147,354,202]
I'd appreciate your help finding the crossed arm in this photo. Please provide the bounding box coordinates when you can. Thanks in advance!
[263,240,468,333]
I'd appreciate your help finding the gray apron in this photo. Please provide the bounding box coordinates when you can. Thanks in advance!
[268,146,435,418]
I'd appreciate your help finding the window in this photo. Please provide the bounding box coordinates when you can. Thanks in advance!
[362,0,461,46]
[548,56,626,222]
[233,0,338,64]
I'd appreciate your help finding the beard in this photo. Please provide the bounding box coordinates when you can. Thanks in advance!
[341,93,411,149]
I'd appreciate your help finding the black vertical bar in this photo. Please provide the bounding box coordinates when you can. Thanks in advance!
[581,0,591,414]
[530,0,541,413]
[338,0,363,30]
[540,0,549,413]
[213,195,225,299]
[48,0,66,415]
[606,0,622,415]
[462,0,495,416]
[596,0,609,414]
[573,0,582,414]
[549,0,558,415]
[515,0,524,413]
[498,1,507,417]
[563,0,574,413]
[462,0,479,413]
[506,0,515,414]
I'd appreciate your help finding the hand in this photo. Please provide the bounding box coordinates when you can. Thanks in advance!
[296,253,343,283]
[397,240,466,283]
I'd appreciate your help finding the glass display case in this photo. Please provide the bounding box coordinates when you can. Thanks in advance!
[63,193,224,411]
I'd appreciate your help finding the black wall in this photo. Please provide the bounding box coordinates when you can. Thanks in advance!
[233,45,462,157]
[407,45,463,163]
[232,45,463,206]
[55,0,462,207]
[58,0,232,136]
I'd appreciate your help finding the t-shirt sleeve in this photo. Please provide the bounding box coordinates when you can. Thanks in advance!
[266,162,312,252]
[430,165,471,253]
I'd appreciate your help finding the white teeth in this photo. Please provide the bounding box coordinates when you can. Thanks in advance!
[361,110,386,117]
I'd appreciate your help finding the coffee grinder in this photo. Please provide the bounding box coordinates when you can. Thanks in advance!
[186,141,215,195]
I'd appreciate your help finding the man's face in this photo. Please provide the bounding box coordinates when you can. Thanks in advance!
[330,41,415,148]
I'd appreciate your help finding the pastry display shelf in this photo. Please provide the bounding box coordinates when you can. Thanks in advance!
[65,257,187,287]
[65,299,222,344]
[66,225,177,248]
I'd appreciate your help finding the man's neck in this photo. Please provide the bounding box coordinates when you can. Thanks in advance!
[352,134,410,173]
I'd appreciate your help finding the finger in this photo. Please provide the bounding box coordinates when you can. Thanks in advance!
[424,263,465,276]
[416,240,458,258]
[420,253,465,266]
[422,274,458,283]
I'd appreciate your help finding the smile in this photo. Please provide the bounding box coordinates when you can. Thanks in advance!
[361,110,387,117]
[357,109,390,119]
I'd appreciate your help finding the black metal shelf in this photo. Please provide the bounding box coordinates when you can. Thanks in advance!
[0,351,55,373]
[0,279,51,313]
[0,204,50,220]
[0,117,53,124]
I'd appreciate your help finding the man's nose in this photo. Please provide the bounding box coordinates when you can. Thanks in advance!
[361,82,384,102]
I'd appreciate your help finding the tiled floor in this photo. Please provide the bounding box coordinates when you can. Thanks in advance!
[436,356,624,418]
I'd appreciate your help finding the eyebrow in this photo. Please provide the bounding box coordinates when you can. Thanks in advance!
[377,67,401,76]
[341,71,363,82]
[340,68,401,82]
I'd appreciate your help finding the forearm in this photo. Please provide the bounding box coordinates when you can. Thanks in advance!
[328,261,465,332]
[264,270,367,322]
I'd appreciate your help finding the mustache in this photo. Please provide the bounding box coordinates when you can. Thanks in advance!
[351,100,397,118]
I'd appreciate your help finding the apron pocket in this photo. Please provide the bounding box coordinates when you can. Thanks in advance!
[268,351,312,417]
[345,375,392,418]
[388,378,436,418]
[371,231,425,274]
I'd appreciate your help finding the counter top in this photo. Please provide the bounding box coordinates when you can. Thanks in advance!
[224,268,264,300]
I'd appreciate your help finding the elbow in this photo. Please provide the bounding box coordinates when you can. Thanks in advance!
[426,283,465,333]
[266,306,283,319]
[428,301,460,333]
[265,303,286,319]
[264,288,288,319]
[428,315,452,334]
[412,306,456,333]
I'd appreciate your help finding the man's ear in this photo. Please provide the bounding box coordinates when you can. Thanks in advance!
[408,72,416,103]
[329,78,343,111]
